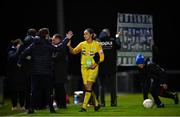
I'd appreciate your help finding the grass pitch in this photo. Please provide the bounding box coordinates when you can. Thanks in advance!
[0,93,179,116]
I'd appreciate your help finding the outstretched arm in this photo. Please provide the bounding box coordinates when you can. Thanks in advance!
[57,31,74,48]
[67,34,82,54]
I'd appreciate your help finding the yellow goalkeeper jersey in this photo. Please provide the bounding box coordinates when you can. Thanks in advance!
[71,40,104,68]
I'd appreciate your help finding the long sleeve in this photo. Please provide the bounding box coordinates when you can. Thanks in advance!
[8,48,18,60]
[71,42,82,54]
[97,42,104,63]
[57,37,69,49]
[17,43,34,66]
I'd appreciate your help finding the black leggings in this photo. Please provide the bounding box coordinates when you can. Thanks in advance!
[11,90,25,107]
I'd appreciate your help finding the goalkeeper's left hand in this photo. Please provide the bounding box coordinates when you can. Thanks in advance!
[87,63,98,70]
[93,52,100,64]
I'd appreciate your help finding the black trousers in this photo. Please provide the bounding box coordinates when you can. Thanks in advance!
[94,73,117,105]
[143,78,176,105]
[142,78,162,105]
[25,76,31,109]
[10,90,25,107]
[29,75,53,110]
[53,83,67,108]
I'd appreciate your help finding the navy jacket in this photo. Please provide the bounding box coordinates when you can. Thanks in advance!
[19,37,69,76]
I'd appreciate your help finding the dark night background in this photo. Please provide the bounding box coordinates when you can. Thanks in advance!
[1,0,180,90]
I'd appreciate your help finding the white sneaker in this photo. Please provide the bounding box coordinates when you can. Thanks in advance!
[20,107,26,111]
[12,107,18,111]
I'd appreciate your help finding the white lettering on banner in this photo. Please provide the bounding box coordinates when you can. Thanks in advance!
[100,41,113,46]
[100,41,113,50]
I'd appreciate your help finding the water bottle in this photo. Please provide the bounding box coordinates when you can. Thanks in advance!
[74,95,78,104]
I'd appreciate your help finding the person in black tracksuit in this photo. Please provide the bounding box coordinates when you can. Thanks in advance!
[136,54,179,108]
[94,28,121,107]
[51,33,69,109]
[7,39,26,111]
[22,28,37,110]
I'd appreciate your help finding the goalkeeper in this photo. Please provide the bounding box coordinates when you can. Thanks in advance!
[67,28,104,112]
[136,54,179,108]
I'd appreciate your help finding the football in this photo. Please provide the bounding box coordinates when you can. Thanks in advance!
[143,99,153,108]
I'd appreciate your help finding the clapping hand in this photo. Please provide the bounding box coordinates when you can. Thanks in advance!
[66,31,73,39]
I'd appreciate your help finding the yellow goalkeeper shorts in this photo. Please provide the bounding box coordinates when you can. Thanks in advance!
[81,66,98,85]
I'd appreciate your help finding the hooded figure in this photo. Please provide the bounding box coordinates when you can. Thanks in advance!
[94,28,121,107]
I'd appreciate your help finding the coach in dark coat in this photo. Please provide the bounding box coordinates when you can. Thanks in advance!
[22,28,37,110]
[18,28,56,113]
[52,33,69,108]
